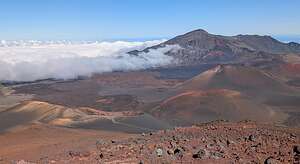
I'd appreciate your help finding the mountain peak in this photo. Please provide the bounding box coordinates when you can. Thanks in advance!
[184,29,209,36]
[164,29,212,45]
[130,29,300,65]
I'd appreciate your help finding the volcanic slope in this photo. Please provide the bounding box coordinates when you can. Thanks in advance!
[0,101,170,133]
[180,65,300,108]
[180,65,296,97]
[153,89,287,126]
[263,55,300,87]
[130,29,300,65]
[152,65,300,126]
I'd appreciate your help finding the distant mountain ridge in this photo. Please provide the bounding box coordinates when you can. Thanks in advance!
[130,29,300,65]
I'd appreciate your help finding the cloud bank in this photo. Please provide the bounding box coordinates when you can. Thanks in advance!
[0,40,180,82]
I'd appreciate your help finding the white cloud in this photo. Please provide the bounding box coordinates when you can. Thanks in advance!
[0,40,180,82]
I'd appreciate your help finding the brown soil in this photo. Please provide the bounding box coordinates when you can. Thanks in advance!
[3,122,299,164]
[152,89,287,125]
[0,123,135,163]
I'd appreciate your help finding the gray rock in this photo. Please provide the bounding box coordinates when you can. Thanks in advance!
[294,145,300,154]
[290,133,296,138]
[156,148,163,157]
[264,157,279,164]
[167,149,173,155]
[249,135,256,141]
[192,148,207,159]
[174,148,184,158]
[210,151,224,159]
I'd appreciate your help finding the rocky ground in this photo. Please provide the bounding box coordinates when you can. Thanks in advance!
[6,121,299,164]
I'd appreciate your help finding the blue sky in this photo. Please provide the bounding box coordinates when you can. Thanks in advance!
[0,0,299,40]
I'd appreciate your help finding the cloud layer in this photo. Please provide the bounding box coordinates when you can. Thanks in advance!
[0,40,179,82]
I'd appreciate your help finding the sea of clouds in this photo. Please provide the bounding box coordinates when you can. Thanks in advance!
[0,40,180,82]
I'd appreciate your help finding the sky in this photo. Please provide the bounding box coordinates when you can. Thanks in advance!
[0,0,299,41]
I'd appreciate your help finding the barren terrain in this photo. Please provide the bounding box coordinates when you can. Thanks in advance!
[1,29,300,163]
